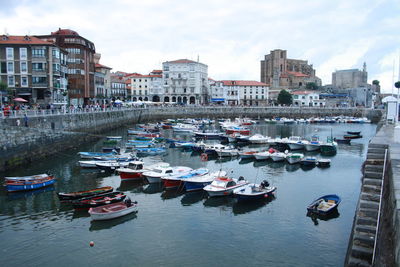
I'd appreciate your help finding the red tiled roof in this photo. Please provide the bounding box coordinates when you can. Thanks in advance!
[51,28,79,36]
[280,73,289,78]
[95,63,112,69]
[167,59,197,64]
[291,90,317,95]
[221,80,268,86]
[126,74,162,79]
[286,71,309,77]
[151,70,162,73]
[0,35,54,45]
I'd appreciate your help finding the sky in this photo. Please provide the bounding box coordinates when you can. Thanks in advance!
[1,0,400,93]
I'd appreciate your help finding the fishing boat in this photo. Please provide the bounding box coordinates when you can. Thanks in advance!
[143,165,193,183]
[286,136,306,150]
[95,160,139,171]
[333,138,351,144]
[320,137,337,156]
[135,147,167,156]
[184,171,227,192]
[215,147,240,157]
[4,175,56,192]
[307,194,341,215]
[286,153,304,164]
[203,176,248,197]
[58,186,114,201]
[4,173,50,182]
[254,151,271,161]
[71,191,126,209]
[161,168,209,190]
[78,151,117,159]
[347,131,361,135]
[233,180,277,201]
[225,126,250,135]
[248,134,269,144]
[239,150,258,159]
[116,162,170,180]
[343,134,363,139]
[300,156,317,166]
[270,152,287,162]
[317,159,331,168]
[193,131,222,139]
[303,135,321,152]
[89,199,138,221]
[172,123,198,133]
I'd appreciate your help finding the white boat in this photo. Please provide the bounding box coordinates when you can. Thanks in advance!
[286,153,304,164]
[143,165,193,183]
[238,150,258,159]
[204,176,249,197]
[172,123,198,133]
[215,148,239,157]
[184,170,227,192]
[233,181,277,201]
[5,173,50,181]
[88,199,138,221]
[286,136,305,150]
[254,151,271,160]
[203,143,229,155]
[95,160,138,171]
[304,136,321,152]
[116,162,170,180]
[249,134,269,144]
[270,152,287,162]
[106,136,122,140]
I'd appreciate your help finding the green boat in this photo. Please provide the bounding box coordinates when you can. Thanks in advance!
[320,137,337,156]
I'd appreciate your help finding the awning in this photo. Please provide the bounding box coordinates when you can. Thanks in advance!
[211,98,225,102]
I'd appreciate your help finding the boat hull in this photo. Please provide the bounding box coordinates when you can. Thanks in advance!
[184,181,211,192]
[119,171,144,180]
[5,178,55,192]
[89,203,138,221]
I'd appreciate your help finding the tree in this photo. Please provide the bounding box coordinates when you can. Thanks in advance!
[306,82,319,90]
[277,90,293,106]
[372,80,380,86]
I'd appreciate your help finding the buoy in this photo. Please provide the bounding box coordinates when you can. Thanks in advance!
[89,241,94,247]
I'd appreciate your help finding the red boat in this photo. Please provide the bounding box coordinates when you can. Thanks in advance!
[71,191,126,209]
[138,133,160,138]
[225,126,250,135]
[116,161,146,180]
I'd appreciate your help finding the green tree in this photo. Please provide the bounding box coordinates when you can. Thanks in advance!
[306,82,319,90]
[372,80,380,86]
[277,89,293,106]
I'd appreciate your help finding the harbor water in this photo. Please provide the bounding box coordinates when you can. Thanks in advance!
[0,121,377,266]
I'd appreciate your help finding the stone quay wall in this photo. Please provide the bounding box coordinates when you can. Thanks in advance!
[0,106,383,172]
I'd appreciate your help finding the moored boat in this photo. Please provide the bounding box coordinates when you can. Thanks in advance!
[143,165,193,183]
[303,135,321,152]
[89,199,138,221]
[58,186,114,201]
[333,138,351,144]
[233,180,276,201]
[307,194,341,215]
[317,159,331,168]
[203,176,248,197]
[184,170,227,192]
[162,168,209,190]
[71,191,126,209]
[4,175,56,192]
[286,153,304,164]
[300,156,317,166]
[116,162,170,180]
[343,134,363,139]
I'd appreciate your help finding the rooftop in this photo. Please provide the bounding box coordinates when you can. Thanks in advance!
[0,35,54,45]
[221,80,268,86]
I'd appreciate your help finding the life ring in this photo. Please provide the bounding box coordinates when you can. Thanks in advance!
[200,153,208,161]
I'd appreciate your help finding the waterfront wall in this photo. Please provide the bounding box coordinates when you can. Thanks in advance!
[0,106,383,133]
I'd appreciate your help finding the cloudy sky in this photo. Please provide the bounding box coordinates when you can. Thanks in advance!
[1,0,400,93]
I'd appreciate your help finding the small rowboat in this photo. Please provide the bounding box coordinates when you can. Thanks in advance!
[343,134,362,139]
[57,186,114,201]
[333,138,351,144]
[307,194,341,215]
[89,199,138,221]
[233,180,277,201]
[71,191,126,209]
[5,173,50,182]
[4,175,56,192]
[347,131,361,135]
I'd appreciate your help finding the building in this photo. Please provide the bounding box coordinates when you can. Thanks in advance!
[110,73,127,100]
[0,34,68,106]
[209,79,226,104]
[292,90,325,107]
[162,59,209,104]
[260,49,321,92]
[95,63,112,104]
[125,71,162,102]
[222,80,269,106]
[37,28,96,106]
[332,63,368,89]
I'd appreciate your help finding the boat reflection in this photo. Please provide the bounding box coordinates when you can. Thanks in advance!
[6,186,55,201]
[118,180,144,193]
[232,196,275,215]
[285,164,300,172]
[253,160,268,168]
[142,183,163,194]
[161,189,184,200]
[89,212,138,231]
[239,158,254,165]
[269,161,285,169]
[300,165,316,171]
[306,209,340,225]
[203,196,235,208]
[72,209,90,219]
[181,191,207,206]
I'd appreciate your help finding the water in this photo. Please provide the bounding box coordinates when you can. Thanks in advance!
[0,121,377,266]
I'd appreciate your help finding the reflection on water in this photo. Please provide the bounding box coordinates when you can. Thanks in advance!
[300,165,316,171]
[118,180,144,193]
[233,196,276,215]
[181,191,207,206]
[203,196,235,208]
[142,183,163,194]
[306,209,340,226]
[89,212,138,231]
[6,186,55,201]
[239,158,254,165]
[72,209,90,219]
[285,164,301,172]
[161,189,184,200]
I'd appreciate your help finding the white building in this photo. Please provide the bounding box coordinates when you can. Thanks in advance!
[209,79,227,104]
[162,59,209,104]
[292,90,325,107]
[220,80,269,106]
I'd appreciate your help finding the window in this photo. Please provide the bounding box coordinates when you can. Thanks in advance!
[20,48,27,60]
[7,62,14,73]
[6,47,14,60]
[8,76,15,87]
[53,63,60,72]
[190,87,194,93]
[0,62,6,73]
[21,76,28,87]
[32,76,46,84]
[32,48,45,57]
[52,48,60,59]
[183,88,186,93]
[20,61,27,73]
[163,66,169,71]
[32,62,45,71]
[165,74,169,78]
[139,90,142,95]
[189,64,195,71]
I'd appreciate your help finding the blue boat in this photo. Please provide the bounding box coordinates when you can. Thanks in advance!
[135,147,167,156]
[162,168,209,190]
[307,194,341,215]
[5,176,56,192]
[78,151,117,159]
[300,156,317,166]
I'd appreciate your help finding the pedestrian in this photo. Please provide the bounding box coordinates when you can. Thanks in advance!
[24,114,28,127]
[16,119,20,126]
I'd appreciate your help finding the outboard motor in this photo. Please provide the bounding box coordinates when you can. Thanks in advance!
[261,180,270,188]
[238,176,245,181]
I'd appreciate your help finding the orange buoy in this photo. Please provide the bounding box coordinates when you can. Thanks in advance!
[89,241,94,247]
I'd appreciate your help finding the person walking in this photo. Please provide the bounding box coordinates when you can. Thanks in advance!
[24,114,28,127]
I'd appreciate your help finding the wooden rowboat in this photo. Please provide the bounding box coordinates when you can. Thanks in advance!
[71,191,126,209]
[58,186,114,201]
[89,199,138,221]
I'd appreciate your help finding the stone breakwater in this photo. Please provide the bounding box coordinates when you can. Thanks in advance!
[0,106,383,171]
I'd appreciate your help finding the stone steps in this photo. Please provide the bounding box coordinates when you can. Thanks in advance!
[345,144,387,266]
